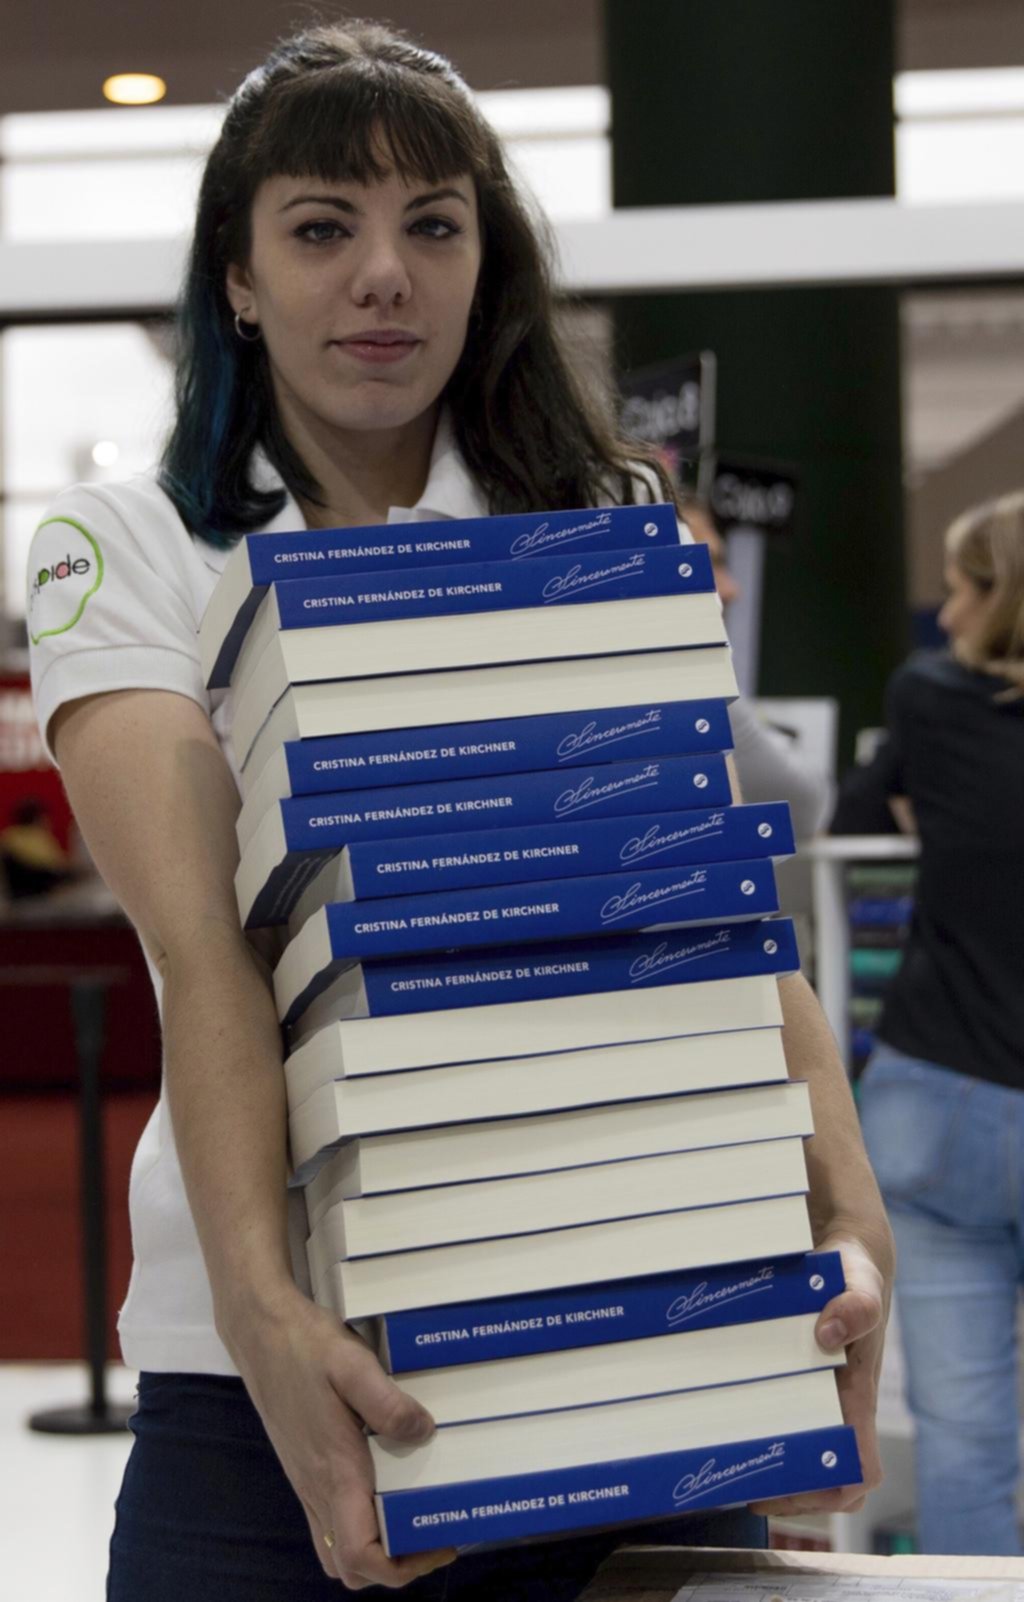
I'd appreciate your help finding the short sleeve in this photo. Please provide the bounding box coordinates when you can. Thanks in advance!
[26,482,211,764]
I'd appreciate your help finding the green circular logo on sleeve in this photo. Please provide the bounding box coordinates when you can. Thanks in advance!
[28,517,105,645]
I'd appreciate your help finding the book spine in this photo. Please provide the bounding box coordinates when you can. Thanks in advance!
[248,504,684,584]
[375,1250,844,1372]
[272,546,712,632]
[282,700,736,797]
[245,848,338,931]
[281,754,732,852]
[375,1425,860,1555]
[345,802,795,900]
[359,916,799,1015]
[323,860,779,966]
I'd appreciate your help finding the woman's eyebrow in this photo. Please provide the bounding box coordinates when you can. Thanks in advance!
[404,187,471,211]
[278,194,358,214]
[277,186,471,215]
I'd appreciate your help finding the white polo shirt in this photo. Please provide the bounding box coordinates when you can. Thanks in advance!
[28,420,689,1376]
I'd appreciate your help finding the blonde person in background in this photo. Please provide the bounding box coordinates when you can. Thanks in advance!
[858,492,1024,1555]
[27,20,890,1599]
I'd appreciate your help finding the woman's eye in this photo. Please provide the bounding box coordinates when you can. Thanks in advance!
[411,216,461,240]
[295,219,347,244]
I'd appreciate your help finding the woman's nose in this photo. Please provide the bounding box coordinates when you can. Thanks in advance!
[348,233,413,308]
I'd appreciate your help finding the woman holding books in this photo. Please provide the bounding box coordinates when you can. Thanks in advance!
[857,493,1024,1556]
[27,19,892,1598]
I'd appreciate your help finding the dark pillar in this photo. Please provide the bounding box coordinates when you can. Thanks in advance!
[606,0,908,761]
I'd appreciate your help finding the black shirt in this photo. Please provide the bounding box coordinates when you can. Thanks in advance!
[876,651,1024,1089]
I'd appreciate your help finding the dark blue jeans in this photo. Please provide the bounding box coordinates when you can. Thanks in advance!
[108,1374,767,1600]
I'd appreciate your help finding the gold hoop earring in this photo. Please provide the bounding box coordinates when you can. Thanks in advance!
[234,313,262,343]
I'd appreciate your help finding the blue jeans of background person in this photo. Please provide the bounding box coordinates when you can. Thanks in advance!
[859,1042,1024,1556]
[107,1374,767,1601]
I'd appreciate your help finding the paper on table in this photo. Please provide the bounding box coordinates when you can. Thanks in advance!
[672,1577,1024,1602]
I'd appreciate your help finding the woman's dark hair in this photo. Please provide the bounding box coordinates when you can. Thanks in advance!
[160,18,677,545]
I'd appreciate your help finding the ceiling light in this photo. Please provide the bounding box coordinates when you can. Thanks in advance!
[91,441,120,467]
[102,74,167,107]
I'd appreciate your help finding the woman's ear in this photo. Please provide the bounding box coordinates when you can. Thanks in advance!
[225,260,257,321]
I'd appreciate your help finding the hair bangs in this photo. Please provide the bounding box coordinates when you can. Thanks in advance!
[248,63,486,192]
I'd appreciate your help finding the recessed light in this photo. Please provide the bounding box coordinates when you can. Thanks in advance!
[102,74,167,106]
[91,441,120,467]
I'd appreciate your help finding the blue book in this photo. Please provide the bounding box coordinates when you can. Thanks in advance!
[370,1357,860,1553]
[275,860,781,1024]
[848,894,914,928]
[236,698,736,850]
[375,1426,859,1554]
[202,503,686,687]
[271,543,713,632]
[370,1250,844,1373]
[237,754,733,929]
[236,646,738,781]
[329,801,794,902]
[228,549,725,748]
[290,918,800,1033]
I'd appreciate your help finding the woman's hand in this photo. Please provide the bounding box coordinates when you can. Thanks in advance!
[747,1233,889,1519]
[228,1284,457,1590]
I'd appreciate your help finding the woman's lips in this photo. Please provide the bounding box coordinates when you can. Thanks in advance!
[333,336,421,365]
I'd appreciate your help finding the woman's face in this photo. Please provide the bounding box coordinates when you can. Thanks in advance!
[226,163,482,445]
[937,558,993,647]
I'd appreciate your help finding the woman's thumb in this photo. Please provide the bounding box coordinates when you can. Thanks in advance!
[341,1350,436,1443]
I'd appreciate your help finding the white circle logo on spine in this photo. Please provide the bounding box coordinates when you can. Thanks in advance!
[643,522,658,537]
[821,1451,838,1470]
[28,518,104,645]
[758,823,773,838]
[809,1274,825,1291]
[695,719,710,734]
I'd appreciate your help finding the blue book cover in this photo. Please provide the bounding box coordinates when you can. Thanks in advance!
[306,917,800,1023]
[207,503,684,686]
[270,544,714,632]
[374,1250,844,1373]
[282,755,732,852]
[343,801,795,900]
[243,754,733,928]
[375,1424,861,1554]
[279,700,735,798]
[278,862,781,1021]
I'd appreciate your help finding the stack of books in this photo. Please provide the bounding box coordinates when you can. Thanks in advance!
[200,503,859,1556]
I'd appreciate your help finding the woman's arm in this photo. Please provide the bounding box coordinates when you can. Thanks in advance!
[727,753,893,1515]
[51,687,455,1590]
[728,697,832,840]
[749,971,894,1517]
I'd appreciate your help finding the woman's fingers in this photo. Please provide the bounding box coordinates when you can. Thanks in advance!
[335,1341,436,1444]
[299,1495,341,1582]
[815,1237,886,1352]
[750,1236,889,1518]
[748,1485,867,1518]
[325,1473,455,1590]
[309,1334,455,1588]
